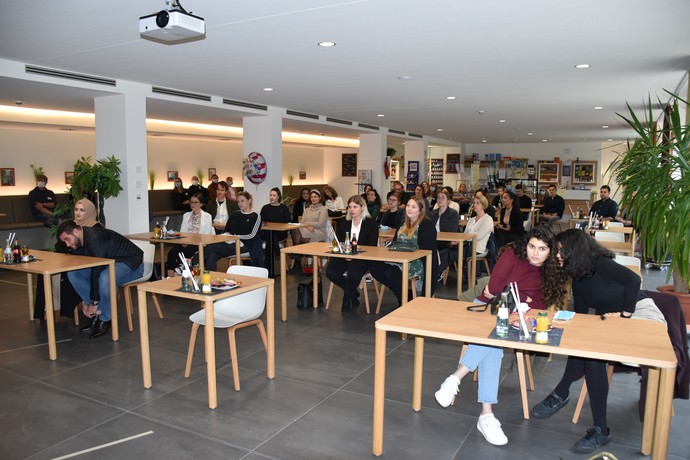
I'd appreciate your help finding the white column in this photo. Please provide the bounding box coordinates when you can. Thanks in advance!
[359,132,387,193]
[405,140,428,186]
[242,111,282,211]
[94,83,149,234]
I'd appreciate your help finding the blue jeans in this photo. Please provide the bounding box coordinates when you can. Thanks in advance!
[68,262,143,321]
[459,296,504,404]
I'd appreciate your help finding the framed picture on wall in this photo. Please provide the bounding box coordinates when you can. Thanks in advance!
[561,164,572,179]
[572,161,597,185]
[208,168,216,178]
[299,171,306,180]
[1,168,15,186]
[390,160,399,181]
[65,171,74,185]
[167,170,179,182]
[342,153,357,177]
[537,161,560,184]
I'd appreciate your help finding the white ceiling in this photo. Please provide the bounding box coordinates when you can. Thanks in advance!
[1,0,689,145]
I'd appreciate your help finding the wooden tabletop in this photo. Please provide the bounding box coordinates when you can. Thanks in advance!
[137,271,273,299]
[261,222,308,231]
[3,249,115,274]
[281,241,431,263]
[128,232,240,245]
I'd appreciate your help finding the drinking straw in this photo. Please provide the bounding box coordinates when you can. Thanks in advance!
[178,252,199,291]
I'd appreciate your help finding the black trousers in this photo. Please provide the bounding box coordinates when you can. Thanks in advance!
[326,258,372,299]
[165,245,198,272]
[554,356,609,430]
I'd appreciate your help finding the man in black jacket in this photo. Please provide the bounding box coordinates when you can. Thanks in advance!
[57,220,144,338]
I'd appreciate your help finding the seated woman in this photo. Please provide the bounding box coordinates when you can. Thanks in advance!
[291,187,311,223]
[165,193,214,277]
[494,191,524,248]
[323,185,345,217]
[171,177,191,211]
[379,191,405,230]
[413,184,431,214]
[429,190,460,276]
[370,196,439,305]
[471,189,496,219]
[291,189,328,246]
[464,195,494,257]
[260,187,291,261]
[434,226,565,446]
[206,181,238,234]
[365,188,382,222]
[33,198,102,321]
[531,230,641,453]
[195,191,262,271]
[434,186,460,213]
[325,195,379,312]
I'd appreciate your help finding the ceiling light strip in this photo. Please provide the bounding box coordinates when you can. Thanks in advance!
[152,86,211,101]
[222,99,268,111]
[25,65,116,86]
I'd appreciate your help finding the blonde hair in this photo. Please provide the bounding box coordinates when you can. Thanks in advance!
[345,195,371,220]
[401,196,428,238]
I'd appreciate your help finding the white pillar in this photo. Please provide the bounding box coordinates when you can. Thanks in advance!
[242,111,282,211]
[359,132,387,193]
[94,83,149,234]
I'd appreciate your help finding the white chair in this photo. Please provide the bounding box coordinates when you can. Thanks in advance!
[594,231,625,243]
[123,240,163,332]
[607,221,624,228]
[614,255,641,270]
[184,265,268,391]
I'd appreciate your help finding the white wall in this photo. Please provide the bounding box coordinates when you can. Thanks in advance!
[323,147,361,199]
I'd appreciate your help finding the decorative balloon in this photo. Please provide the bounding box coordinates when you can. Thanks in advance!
[243,151,268,185]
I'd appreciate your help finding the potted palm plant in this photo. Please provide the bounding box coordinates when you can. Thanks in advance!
[609,91,690,319]
[68,156,123,225]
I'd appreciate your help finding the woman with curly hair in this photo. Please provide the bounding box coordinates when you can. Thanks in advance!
[434,225,566,447]
[531,229,641,454]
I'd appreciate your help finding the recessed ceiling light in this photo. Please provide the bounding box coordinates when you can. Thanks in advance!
[481,139,487,143]
[377,114,384,117]
[262,87,274,92]
[318,41,336,47]
[602,125,609,129]
[593,106,603,110]
[608,139,613,142]
[398,75,412,81]
[499,119,506,123]
[446,96,456,100]
[476,110,485,115]
[527,132,533,136]
[437,128,443,132]
[542,139,548,142]
[575,64,591,69]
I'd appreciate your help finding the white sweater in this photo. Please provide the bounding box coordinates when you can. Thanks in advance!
[464,213,494,255]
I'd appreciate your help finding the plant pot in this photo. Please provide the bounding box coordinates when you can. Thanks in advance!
[657,285,690,327]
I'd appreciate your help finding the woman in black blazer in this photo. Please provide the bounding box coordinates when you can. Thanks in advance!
[494,191,525,248]
[326,195,379,312]
[370,196,439,307]
[429,190,460,275]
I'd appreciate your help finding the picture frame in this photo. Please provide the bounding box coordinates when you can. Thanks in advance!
[446,153,461,173]
[537,161,560,184]
[572,161,597,185]
[1,168,15,186]
[208,168,216,178]
[64,171,75,185]
[561,164,572,179]
[167,170,179,182]
[390,160,399,181]
[299,171,306,180]
[341,153,357,177]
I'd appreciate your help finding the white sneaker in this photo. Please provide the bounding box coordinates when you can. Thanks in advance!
[477,413,508,446]
[434,375,460,408]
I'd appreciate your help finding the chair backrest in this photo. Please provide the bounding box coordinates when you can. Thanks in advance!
[130,240,156,279]
[594,231,625,242]
[607,221,624,228]
[614,255,641,269]
[214,265,269,322]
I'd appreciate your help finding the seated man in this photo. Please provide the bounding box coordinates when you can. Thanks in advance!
[28,174,57,226]
[515,184,532,221]
[57,220,144,338]
[538,184,565,226]
[186,175,209,204]
[589,185,618,218]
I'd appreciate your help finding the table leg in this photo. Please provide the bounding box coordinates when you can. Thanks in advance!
[470,236,477,287]
[641,367,660,454]
[372,328,387,456]
[138,287,152,388]
[424,254,432,297]
[159,242,166,278]
[456,241,464,298]
[267,230,275,277]
[313,256,319,309]
[515,351,530,419]
[266,282,275,379]
[412,336,424,411]
[401,262,409,305]
[27,273,34,321]
[109,263,118,341]
[198,244,205,273]
[234,238,241,266]
[280,250,288,321]
[204,299,218,409]
[651,367,675,459]
[43,272,57,360]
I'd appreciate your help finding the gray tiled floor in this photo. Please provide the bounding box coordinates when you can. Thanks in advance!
[0,263,688,460]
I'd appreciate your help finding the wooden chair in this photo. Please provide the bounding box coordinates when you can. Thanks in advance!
[325,274,381,314]
[122,241,163,332]
[374,277,419,314]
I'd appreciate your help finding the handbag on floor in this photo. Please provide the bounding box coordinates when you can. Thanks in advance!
[297,277,323,309]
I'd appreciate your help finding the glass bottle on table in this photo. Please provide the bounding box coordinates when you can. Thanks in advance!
[153,222,161,238]
[343,232,351,254]
[495,292,509,337]
[351,234,358,254]
[3,240,12,264]
[535,311,550,344]
[13,239,21,263]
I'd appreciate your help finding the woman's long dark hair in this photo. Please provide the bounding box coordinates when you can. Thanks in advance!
[511,225,566,308]
[557,229,614,281]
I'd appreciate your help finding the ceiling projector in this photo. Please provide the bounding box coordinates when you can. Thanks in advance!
[139,8,205,43]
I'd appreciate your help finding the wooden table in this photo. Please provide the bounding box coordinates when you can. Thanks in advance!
[261,222,308,277]
[1,249,117,360]
[136,272,275,409]
[279,241,432,321]
[128,232,241,275]
[372,297,676,458]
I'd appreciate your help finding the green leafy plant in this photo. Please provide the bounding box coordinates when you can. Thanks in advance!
[609,91,690,293]
[149,170,156,190]
[196,168,204,186]
[29,164,44,179]
[68,156,123,226]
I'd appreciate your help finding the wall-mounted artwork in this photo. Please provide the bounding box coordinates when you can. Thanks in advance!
[65,171,74,185]
[299,171,306,180]
[1,168,15,186]
[208,168,216,178]
[390,160,399,181]
[342,153,357,176]
[167,170,179,181]
[537,162,560,184]
[572,161,597,185]
[561,164,572,179]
